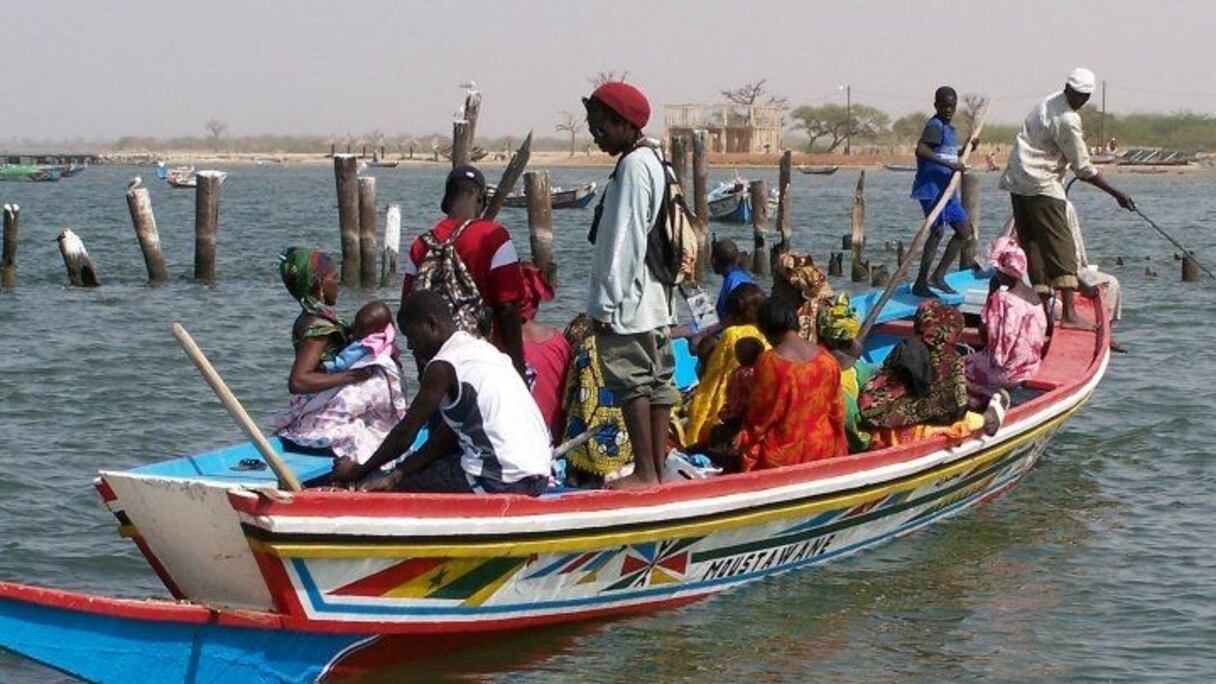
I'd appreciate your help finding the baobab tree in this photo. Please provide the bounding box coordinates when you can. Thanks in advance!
[556,112,583,157]
[588,70,629,88]
[204,119,227,151]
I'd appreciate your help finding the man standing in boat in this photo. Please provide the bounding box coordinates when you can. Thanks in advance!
[583,81,678,488]
[999,68,1135,328]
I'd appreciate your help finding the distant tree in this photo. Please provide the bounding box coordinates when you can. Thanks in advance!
[204,119,227,151]
[722,79,769,105]
[555,111,583,157]
[588,70,629,88]
[956,94,985,139]
[893,112,931,144]
[368,129,385,156]
[789,102,889,152]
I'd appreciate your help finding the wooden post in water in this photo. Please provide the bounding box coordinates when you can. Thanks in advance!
[828,251,843,277]
[463,90,482,143]
[670,136,689,190]
[1182,253,1200,282]
[2,203,18,291]
[850,171,867,282]
[692,129,710,279]
[333,155,360,287]
[870,263,890,286]
[193,171,225,283]
[451,121,471,168]
[56,228,100,287]
[749,180,770,276]
[483,131,532,221]
[381,202,401,289]
[960,171,981,268]
[525,170,557,287]
[357,176,378,289]
[125,183,168,284]
[772,150,792,272]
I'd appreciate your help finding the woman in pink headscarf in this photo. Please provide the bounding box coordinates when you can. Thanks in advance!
[520,263,572,443]
[965,236,1048,409]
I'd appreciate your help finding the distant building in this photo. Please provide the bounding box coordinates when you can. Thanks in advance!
[665,104,783,154]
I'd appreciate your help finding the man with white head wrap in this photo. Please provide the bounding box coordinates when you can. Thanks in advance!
[1000,67,1135,329]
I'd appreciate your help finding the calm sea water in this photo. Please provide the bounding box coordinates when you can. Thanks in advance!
[0,164,1212,682]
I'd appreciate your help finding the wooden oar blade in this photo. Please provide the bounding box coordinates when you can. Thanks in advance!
[482,131,533,221]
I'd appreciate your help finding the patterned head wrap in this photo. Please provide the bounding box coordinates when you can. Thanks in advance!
[988,235,1028,280]
[519,262,555,322]
[278,247,345,345]
[774,252,834,342]
[915,299,964,350]
[817,293,861,344]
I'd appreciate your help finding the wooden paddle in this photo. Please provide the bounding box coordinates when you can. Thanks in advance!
[482,131,533,221]
[171,323,303,492]
[856,99,991,344]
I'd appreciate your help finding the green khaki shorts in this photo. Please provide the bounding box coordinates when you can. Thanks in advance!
[595,327,680,406]
[1010,193,1078,294]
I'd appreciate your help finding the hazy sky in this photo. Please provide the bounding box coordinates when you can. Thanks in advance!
[2,0,1213,141]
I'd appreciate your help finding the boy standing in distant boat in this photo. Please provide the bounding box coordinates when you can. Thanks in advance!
[911,86,975,297]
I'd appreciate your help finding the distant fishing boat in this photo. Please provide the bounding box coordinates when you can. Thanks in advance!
[489,181,597,210]
[368,160,400,168]
[798,165,839,175]
[883,163,917,172]
[157,163,197,188]
[0,165,60,182]
[0,270,1114,684]
[706,180,779,223]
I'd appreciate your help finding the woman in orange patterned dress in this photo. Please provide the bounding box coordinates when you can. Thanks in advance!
[737,298,849,471]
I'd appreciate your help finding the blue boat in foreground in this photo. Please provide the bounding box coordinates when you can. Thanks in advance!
[0,269,1112,683]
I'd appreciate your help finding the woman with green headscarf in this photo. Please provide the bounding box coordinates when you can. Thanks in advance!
[270,247,408,464]
[816,293,874,453]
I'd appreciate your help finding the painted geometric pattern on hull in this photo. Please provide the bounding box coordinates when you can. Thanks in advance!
[276,431,1055,624]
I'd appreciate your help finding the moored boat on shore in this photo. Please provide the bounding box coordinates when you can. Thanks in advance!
[0,270,1112,683]
[489,181,598,210]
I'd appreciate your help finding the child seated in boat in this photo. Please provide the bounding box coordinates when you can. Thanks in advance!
[519,263,572,443]
[270,248,408,465]
[322,300,397,372]
[964,236,1046,409]
[688,336,765,473]
[736,297,849,471]
[333,290,552,496]
[683,282,768,448]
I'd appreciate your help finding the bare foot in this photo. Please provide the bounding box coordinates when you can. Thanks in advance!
[911,281,938,298]
[606,474,658,491]
[929,277,958,295]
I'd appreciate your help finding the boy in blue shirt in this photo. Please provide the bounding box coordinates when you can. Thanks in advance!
[911,86,975,297]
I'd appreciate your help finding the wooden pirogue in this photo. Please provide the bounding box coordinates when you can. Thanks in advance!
[0,271,1111,683]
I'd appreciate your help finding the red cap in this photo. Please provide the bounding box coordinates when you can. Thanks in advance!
[589,82,650,130]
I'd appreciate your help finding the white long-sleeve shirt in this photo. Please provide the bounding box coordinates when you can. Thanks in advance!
[586,145,674,334]
[999,91,1098,200]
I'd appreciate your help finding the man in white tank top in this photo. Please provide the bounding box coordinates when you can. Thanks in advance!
[332,290,552,495]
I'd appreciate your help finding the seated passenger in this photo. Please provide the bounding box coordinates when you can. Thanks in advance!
[816,294,875,453]
[673,238,754,343]
[520,263,572,442]
[334,290,551,495]
[772,252,834,343]
[688,336,765,473]
[323,300,397,372]
[558,315,633,484]
[683,282,769,447]
[270,248,407,464]
[736,298,848,471]
[964,236,1047,409]
[858,299,968,443]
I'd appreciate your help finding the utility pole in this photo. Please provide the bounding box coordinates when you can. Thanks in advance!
[845,84,852,156]
[1100,80,1107,150]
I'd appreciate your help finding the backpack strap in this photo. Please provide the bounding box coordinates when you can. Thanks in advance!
[587,144,647,245]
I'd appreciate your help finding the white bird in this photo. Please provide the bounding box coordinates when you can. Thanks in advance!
[357,161,369,175]
[127,175,142,191]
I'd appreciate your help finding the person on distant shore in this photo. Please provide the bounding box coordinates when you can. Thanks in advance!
[335,290,551,495]
[271,248,407,464]
[999,67,1135,329]
[736,297,848,471]
[964,236,1046,409]
[911,86,976,297]
[401,164,527,377]
[519,263,572,442]
[582,81,678,488]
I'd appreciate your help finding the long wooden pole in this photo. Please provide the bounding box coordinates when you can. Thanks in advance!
[482,131,532,221]
[126,185,169,284]
[525,170,557,287]
[692,129,710,279]
[333,155,359,287]
[2,203,18,291]
[193,171,226,283]
[171,323,302,492]
[57,228,100,287]
[857,99,990,343]
[357,176,378,289]
[749,180,770,276]
[772,149,792,270]
[381,202,401,289]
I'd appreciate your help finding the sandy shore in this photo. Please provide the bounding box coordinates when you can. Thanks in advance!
[94,149,1212,174]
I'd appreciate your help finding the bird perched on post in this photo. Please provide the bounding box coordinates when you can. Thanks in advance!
[127,175,142,191]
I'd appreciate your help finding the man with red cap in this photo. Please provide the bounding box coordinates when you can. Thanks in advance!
[583,81,678,488]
